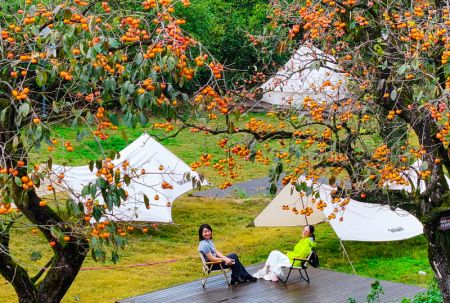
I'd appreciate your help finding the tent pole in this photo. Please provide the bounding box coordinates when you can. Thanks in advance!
[339,240,356,275]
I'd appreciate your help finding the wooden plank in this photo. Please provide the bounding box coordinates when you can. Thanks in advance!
[118,264,425,303]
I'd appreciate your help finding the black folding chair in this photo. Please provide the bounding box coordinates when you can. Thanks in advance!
[279,249,315,284]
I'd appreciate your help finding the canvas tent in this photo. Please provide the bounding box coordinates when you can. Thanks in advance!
[250,177,423,242]
[259,45,348,107]
[38,133,207,223]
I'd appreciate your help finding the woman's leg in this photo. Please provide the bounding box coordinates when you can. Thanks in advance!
[227,252,256,282]
[265,250,290,276]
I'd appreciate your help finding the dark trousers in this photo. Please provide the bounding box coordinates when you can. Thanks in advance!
[212,252,251,280]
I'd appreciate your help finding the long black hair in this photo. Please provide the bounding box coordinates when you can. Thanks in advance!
[308,225,315,241]
[198,224,213,241]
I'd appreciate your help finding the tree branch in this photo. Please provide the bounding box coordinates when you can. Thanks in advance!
[31,257,54,283]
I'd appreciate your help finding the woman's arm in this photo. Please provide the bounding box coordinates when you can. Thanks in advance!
[215,250,233,265]
[205,252,224,263]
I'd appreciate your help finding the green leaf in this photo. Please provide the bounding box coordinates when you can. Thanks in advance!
[14,176,23,187]
[139,112,148,126]
[108,113,119,126]
[95,249,106,262]
[50,226,63,240]
[398,64,409,75]
[89,160,94,172]
[143,194,150,209]
[275,162,283,175]
[390,89,398,101]
[114,235,125,248]
[36,70,48,87]
[86,112,94,125]
[117,188,126,201]
[167,57,176,71]
[18,103,30,118]
[68,200,81,216]
[76,129,89,142]
[108,38,121,49]
[63,9,72,21]
[106,195,113,210]
[81,184,89,197]
[105,77,116,93]
[420,161,428,170]
[269,182,277,195]
[47,157,52,170]
[35,125,43,140]
[88,16,96,33]
[124,174,131,186]
[89,182,97,198]
[96,177,107,189]
[12,136,19,150]
[111,251,119,264]
[134,52,144,65]
[0,107,8,124]
[95,160,102,170]
[92,205,102,221]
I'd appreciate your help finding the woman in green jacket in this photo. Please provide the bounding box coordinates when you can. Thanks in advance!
[253,225,316,281]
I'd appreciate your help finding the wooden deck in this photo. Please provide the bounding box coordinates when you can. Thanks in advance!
[118,264,425,303]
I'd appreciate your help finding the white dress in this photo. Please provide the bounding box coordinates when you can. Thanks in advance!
[253,250,291,281]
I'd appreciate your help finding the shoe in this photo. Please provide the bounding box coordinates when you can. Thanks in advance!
[246,276,257,282]
[230,278,246,285]
[252,267,267,279]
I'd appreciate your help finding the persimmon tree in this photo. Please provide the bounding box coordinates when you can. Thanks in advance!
[183,0,450,300]
[0,0,227,302]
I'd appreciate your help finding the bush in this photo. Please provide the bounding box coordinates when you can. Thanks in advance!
[401,281,443,303]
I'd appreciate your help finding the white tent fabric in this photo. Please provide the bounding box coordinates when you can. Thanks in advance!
[39,133,207,223]
[318,191,423,241]
[260,46,348,107]
[250,183,326,227]
[251,177,423,242]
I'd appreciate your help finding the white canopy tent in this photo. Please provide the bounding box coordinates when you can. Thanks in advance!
[38,133,208,223]
[259,46,348,107]
[250,177,423,242]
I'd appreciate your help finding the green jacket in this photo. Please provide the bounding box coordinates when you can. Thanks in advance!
[286,237,316,266]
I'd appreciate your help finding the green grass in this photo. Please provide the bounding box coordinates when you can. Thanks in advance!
[28,115,274,185]
[0,196,432,303]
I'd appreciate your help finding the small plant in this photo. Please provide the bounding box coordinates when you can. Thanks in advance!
[401,281,443,303]
[347,281,384,303]
[367,281,384,303]
[232,187,249,199]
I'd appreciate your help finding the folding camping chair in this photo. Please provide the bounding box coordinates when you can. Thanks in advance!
[279,249,317,284]
[199,253,231,287]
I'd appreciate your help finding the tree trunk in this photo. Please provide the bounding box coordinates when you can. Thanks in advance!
[24,191,90,303]
[0,101,89,302]
[424,210,450,302]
